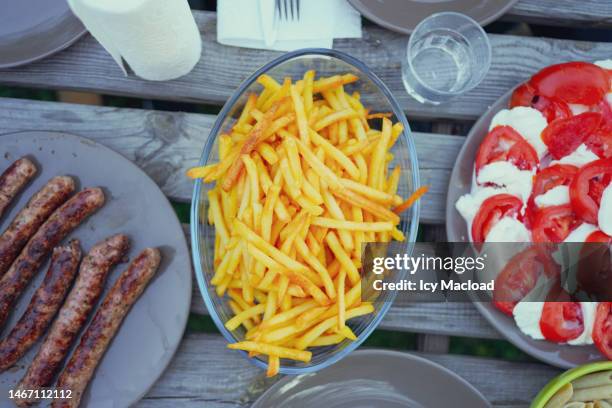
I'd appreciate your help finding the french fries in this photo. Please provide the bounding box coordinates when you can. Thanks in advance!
[187,71,427,377]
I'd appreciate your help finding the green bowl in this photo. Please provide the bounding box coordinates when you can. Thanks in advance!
[531,361,612,408]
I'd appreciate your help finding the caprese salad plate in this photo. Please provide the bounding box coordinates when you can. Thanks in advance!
[446,60,612,369]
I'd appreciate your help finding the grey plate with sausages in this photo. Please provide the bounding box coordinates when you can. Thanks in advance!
[252,349,490,407]
[0,0,86,68]
[0,131,192,407]
[445,89,603,369]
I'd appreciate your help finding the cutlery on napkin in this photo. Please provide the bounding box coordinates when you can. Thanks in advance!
[217,0,362,51]
[67,0,202,81]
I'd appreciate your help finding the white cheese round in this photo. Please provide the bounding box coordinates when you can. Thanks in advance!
[598,183,612,236]
[569,104,590,115]
[513,301,545,340]
[534,185,570,208]
[490,107,548,158]
[485,216,531,243]
[477,161,534,203]
[595,59,612,70]
[550,143,599,168]
[563,223,599,243]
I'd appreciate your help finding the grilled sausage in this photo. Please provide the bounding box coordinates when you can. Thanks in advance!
[14,234,129,408]
[0,239,80,372]
[0,176,75,278]
[0,188,104,329]
[0,157,37,219]
[53,248,161,408]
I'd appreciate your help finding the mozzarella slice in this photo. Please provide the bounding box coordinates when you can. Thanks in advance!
[513,302,546,340]
[485,216,531,243]
[476,161,534,203]
[569,104,590,115]
[563,223,599,243]
[512,275,557,340]
[599,183,612,236]
[490,107,548,158]
[568,302,598,345]
[595,59,612,70]
[550,143,599,168]
[534,185,570,208]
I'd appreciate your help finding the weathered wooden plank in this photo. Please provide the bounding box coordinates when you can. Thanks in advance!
[505,0,612,28]
[0,97,462,224]
[139,333,561,407]
[1,11,612,120]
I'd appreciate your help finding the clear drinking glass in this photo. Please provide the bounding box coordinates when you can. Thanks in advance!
[402,12,492,105]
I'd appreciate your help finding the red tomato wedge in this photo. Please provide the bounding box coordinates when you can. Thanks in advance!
[510,83,572,123]
[569,158,612,224]
[472,194,523,243]
[532,164,579,197]
[541,112,603,160]
[586,231,612,243]
[493,246,559,315]
[532,204,581,243]
[586,125,612,159]
[525,164,578,227]
[593,302,612,360]
[475,126,539,173]
[540,302,584,343]
[529,62,609,105]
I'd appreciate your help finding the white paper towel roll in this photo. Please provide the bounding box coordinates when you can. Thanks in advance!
[67,0,202,81]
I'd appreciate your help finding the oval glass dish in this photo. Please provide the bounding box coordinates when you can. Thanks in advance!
[191,48,420,374]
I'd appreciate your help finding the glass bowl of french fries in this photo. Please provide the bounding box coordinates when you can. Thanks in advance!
[189,48,421,375]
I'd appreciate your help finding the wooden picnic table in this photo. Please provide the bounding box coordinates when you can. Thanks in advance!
[0,2,611,406]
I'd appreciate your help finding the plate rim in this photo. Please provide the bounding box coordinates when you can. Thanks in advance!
[251,348,490,407]
[0,9,86,69]
[347,0,519,34]
[0,130,192,406]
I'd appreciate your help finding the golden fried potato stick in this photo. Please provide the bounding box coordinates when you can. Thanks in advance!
[228,341,312,362]
[222,99,284,191]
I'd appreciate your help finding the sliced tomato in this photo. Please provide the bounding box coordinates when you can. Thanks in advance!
[510,83,572,123]
[533,96,573,123]
[540,302,584,343]
[532,164,579,197]
[493,246,559,315]
[510,83,537,108]
[525,164,578,227]
[529,62,609,105]
[541,112,603,160]
[593,302,612,360]
[586,231,612,243]
[472,194,523,243]
[586,125,612,159]
[475,126,539,173]
[532,204,581,243]
[569,158,612,224]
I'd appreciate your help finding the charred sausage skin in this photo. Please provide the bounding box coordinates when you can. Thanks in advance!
[53,248,161,408]
[0,176,75,277]
[0,157,37,219]
[14,234,130,408]
[0,239,81,372]
[0,187,105,329]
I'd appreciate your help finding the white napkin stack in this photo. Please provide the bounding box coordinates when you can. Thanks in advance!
[67,0,202,81]
[217,0,362,51]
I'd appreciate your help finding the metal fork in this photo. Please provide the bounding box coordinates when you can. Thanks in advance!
[276,0,300,21]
